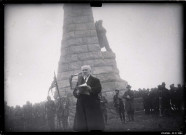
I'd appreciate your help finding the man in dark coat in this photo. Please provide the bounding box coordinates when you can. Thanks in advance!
[73,65,105,131]
[123,85,134,121]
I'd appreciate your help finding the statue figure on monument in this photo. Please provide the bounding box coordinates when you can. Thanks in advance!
[95,20,113,52]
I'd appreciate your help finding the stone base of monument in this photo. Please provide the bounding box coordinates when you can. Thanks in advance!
[55,4,128,119]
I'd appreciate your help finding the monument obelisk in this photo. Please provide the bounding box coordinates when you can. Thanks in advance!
[57,4,128,101]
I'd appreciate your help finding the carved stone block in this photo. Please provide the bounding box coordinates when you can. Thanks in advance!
[68,61,83,71]
[93,66,113,74]
[69,45,88,54]
[101,81,116,91]
[78,52,102,61]
[58,79,70,88]
[95,73,120,82]
[75,23,95,31]
[74,30,96,38]
[87,44,100,51]
[82,59,104,67]
[60,54,78,64]
[102,51,116,59]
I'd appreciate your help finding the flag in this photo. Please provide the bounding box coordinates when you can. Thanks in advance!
[48,72,61,99]
[49,79,57,90]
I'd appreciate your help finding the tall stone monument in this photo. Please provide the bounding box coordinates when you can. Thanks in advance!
[57,4,128,101]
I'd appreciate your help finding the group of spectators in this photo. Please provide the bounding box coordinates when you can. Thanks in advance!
[100,82,184,126]
[141,83,184,116]
[5,96,70,132]
[4,82,184,131]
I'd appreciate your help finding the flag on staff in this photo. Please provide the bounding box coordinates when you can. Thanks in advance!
[48,72,61,99]
[49,77,57,90]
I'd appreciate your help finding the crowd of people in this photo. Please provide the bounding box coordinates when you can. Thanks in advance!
[5,96,70,132]
[142,83,184,116]
[5,82,184,131]
[109,82,185,125]
[132,83,184,116]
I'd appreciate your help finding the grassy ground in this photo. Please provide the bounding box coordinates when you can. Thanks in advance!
[34,110,184,132]
[104,111,184,132]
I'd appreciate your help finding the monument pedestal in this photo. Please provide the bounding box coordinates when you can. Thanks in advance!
[56,4,128,102]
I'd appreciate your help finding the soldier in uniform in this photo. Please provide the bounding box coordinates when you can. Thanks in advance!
[56,97,64,129]
[123,85,134,121]
[153,88,160,115]
[113,89,125,124]
[161,82,171,116]
[169,84,177,112]
[143,89,151,115]
[149,89,154,114]
[100,93,108,125]
[5,101,14,131]
[14,105,24,131]
[61,96,70,131]
[176,84,183,113]
[113,89,120,112]
[22,101,33,131]
[45,96,56,131]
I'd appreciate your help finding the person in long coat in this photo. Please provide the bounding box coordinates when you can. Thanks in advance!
[123,85,134,121]
[73,65,105,131]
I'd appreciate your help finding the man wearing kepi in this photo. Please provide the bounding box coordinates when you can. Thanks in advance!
[73,65,105,131]
[123,85,134,122]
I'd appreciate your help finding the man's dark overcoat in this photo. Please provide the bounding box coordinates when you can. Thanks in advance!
[73,75,105,131]
[123,90,134,114]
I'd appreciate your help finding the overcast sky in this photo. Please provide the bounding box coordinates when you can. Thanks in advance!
[5,4,183,107]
